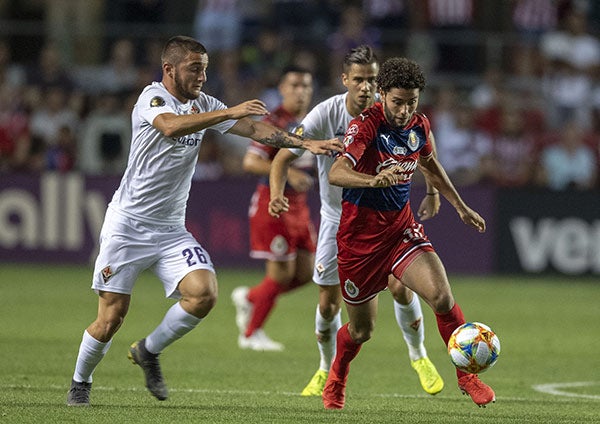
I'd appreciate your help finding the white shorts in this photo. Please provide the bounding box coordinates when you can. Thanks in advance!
[91,207,215,299]
[312,218,340,287]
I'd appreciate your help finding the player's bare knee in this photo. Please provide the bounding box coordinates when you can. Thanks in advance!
[348,324,374,344]
[319,301,341,321]
[90,316,123,341]
[429,291,454,313]
[183,291,217,318]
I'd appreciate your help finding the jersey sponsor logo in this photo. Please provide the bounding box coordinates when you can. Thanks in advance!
[344,279,359,298]
[270,235,288,256]
[176,136,201,146]
[101,265,113,284]
[150,96,165,107]
[376,157,399,173]
[407,130,419,151]
[393,145,407,155]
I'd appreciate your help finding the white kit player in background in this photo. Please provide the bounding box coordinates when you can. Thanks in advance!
[66,35,342,407]
[268,45,445,397]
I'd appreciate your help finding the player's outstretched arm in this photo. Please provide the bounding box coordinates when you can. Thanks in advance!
[229,118,343,155]
[418,154,485,233]
[153,99,269,138]
[417,130,441,221]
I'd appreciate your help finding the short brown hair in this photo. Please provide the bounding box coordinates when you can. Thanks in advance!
[161,35,207,65]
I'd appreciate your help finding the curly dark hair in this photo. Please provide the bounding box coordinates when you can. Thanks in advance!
[376,57,426,93]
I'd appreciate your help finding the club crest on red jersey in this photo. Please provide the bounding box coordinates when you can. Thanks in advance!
[408,130,419,151]
[344,279,359,298]
[270,235,288,256]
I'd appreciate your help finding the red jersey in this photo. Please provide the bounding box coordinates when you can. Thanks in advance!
[247,105,316,261]
[338,103,433,248]
[336,104,435,304]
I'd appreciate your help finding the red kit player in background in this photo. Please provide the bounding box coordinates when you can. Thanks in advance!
[323,57,495,409]
[232,66,316,351]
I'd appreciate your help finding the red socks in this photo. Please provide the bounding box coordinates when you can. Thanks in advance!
[245,276,310,337]
[435,303,468,378]
[330,323,362,381]
[246,276,283,337]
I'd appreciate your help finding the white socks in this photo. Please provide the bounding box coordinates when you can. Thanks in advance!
[73,330,112,383]
[393,294,427,361]
[145,302,202,354]
[315,305,342,372]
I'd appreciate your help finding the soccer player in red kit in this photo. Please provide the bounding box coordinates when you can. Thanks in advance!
[323,57,495,409]
[232,66,316,351]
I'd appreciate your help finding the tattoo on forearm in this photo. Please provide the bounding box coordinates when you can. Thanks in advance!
[258,130,303,148]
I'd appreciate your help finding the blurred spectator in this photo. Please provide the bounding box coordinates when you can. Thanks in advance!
[193,0,243,55]
[271,0,335,44]
[0,39,26,89]
[0,85,28,172]
[437,105,491,186]
[470,66,505,110]
[536,119,597,190]
[28,85,78,149]
[74,38,139,95]
[417,0,477,74]
[480,105,540,187]
[539,6,600,129]
[510,0,559,77]
[241,26,292,108]
[47,125,77,172]
[363,0,408,30]
[26,41,74,92]
[78,93,130,175]
[327,5,381,90]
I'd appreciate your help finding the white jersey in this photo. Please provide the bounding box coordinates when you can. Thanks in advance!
[290,93,353,223]
[109,81,236,225]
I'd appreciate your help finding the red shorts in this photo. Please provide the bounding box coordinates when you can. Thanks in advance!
[337,204,434,305]
[249,185,316,261]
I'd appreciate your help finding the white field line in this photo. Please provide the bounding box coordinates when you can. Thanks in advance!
[532,381,600,400]
[2,383,598,402]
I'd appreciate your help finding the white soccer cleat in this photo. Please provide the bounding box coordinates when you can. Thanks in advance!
[231,286,252,334]
[238,329,284,351]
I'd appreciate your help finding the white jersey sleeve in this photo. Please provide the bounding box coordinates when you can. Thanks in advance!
[109,82,236,225]
[297,93,353,223]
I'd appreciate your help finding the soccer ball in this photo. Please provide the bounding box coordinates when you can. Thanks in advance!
[448,322,500,374]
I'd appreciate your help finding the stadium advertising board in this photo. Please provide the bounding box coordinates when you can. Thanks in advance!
[496,189,600,275]
[1,173,495,273]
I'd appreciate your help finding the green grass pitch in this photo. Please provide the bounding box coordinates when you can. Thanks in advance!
[0,264,599,423]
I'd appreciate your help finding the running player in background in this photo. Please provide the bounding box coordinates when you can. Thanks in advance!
[322,56,494,409]
[66,35,342,407]
[231,66,316,351]
[268,46,444,397]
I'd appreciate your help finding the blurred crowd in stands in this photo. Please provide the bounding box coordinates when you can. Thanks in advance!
[0,0,599,191]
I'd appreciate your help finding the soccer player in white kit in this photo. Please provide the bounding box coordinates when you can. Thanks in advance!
[66,35,343,406]
[268,46,444,397]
